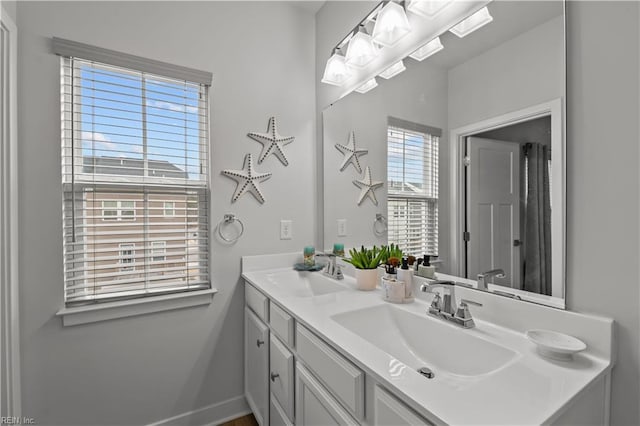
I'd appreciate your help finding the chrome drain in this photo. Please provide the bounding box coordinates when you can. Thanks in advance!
[417,367,435,379]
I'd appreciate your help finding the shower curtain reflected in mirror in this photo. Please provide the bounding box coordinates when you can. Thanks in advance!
[523,143,552,295]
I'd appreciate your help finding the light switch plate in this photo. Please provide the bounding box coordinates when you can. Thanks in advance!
[337,219,347,237]
[280,220,293,240]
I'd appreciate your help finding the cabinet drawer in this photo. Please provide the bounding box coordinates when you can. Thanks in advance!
[270,302,295,347]
[374,385,433,426]
[295,324,364,421]
[245,282,269,321]
[270,395,293,426]
[270,334,295,420]
[296,364,358,426]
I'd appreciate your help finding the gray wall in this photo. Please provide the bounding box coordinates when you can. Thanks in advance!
[566,2,639,425]
[17,2,316,425]
[1,1,16,21]
[317,1,639,425]
[447,14,564,130]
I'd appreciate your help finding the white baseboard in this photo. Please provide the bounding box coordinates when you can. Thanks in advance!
[148,395,251,426]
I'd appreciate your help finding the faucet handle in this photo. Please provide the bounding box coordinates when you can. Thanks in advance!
[430,293,442,311]
[456,299,482,320]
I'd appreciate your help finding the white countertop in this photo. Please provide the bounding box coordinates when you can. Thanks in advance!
[242,253,614,425]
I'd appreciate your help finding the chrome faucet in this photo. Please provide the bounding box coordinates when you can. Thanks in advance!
[420,280,457,315]
[420,280,482,329]
[316,253,344,280]
[477,268,505,291]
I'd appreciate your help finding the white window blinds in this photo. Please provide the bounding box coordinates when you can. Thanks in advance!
[387,118,439,257]
[59,50,211,305]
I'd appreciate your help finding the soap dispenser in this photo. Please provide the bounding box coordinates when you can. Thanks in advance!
[397,257,414,302]
[418,255,436,279]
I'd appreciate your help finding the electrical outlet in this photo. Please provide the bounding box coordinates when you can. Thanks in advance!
[337,219,347,237]
[280,220,293,240]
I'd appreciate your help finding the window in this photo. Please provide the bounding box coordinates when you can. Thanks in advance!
[102,201,118,220]
[163,201,175,217]
[387,117,440,257]
[58,40,212,305]
[102,200,135,221]
[151,241,166,262]
[119,243,135,271]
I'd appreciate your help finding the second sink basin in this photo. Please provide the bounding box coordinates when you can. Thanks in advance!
[265,270,348,297]
[331,304,518,377]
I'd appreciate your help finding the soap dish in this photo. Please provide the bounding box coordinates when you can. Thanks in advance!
[293,263,324,272]
[526,329,587,361]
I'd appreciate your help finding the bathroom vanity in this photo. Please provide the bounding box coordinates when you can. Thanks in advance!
[242,253,614,426]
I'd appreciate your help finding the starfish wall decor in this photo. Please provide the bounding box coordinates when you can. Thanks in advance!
[247,116,295,166]
[222,153,272,204]
[353,166,384,206]
[335,130,368,173]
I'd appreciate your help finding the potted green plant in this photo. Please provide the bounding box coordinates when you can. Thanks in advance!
[343,245,387,290]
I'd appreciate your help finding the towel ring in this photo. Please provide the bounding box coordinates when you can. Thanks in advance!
[218,214,244,243]
[373,213,387,236]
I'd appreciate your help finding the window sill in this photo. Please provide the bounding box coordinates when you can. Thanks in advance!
[56,288,218,326]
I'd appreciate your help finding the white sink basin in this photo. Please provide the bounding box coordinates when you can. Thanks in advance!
[331,304,518,377]
[265,270,349,297]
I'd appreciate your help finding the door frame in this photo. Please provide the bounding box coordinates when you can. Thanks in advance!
[1,5,21,418]
[448,98,565,308]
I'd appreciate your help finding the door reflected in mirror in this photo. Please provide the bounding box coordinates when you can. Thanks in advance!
[465,118,553,296]
[322,1,565,308]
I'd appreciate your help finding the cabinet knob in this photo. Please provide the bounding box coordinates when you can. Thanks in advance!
[270,372,280,382]
[256,339,265,347]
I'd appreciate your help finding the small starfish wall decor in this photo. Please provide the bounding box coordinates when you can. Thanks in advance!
[353,166,384,206]
[222,153,272,204]
[247,116,295,166]
[335,131,368,173]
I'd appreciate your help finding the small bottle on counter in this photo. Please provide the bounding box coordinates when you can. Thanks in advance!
[397,257,414,302]
[417,255,436,279]
[303,246,315,267]
[333,243,345,257]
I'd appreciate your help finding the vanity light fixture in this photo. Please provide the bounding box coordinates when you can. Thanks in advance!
[449,6,493,38]
[321,49,352,86]
[409,36,444,61]
[372,1,412,47]
[355,78,378,94]
[345,28,378,68]
[379,60,406,79]
[406,0,452,19]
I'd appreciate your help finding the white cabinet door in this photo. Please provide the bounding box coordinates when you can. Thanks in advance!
[295,364,358,426]
[270,334,295,420]
[245,307,269,426]
[271,395,294,426]
[374,385,432,425]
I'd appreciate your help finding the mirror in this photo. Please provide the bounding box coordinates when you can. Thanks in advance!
[322,1,565,308]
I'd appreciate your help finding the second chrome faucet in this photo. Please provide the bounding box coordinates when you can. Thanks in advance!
[420,280,482,329]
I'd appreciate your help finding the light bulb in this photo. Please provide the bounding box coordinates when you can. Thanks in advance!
[449,6,493,38]
[379,60,406,79]
[345,31,378,68]
[372,2,412,48]
[407,0,452,19]
[409,37,444,61]
[321,53,351,86]
[355,78,378,94]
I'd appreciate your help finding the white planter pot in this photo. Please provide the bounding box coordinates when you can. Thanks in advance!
[355,268,378,291]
